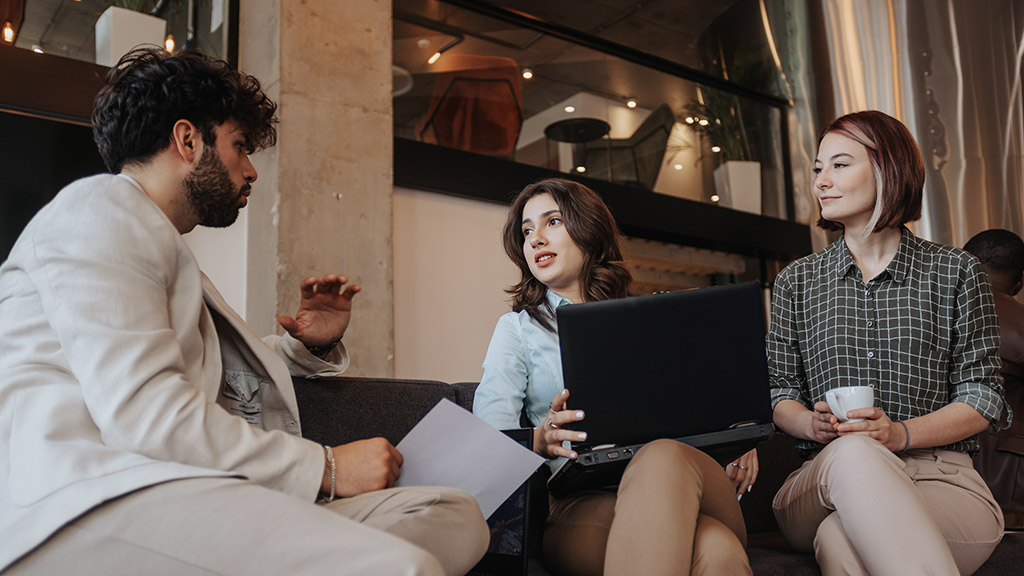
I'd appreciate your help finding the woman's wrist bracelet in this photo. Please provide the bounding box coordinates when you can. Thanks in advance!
[897,420,911,452]
[323,445,336,503]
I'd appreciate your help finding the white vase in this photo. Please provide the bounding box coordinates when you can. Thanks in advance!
[713,161,762,215]
[95,6,167,67]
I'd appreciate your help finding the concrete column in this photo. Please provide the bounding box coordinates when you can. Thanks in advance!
[240,0,394,376]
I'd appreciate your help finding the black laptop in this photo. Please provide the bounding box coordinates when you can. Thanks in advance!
[547,281,775,497]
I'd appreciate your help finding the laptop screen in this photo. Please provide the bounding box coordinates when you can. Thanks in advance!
[556,282,773,448]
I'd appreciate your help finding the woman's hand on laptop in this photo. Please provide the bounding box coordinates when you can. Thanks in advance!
[534,389,587,460]
[726,449,758,499]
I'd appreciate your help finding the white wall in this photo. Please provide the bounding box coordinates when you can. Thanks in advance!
[393,187,519,383]
[183,209,248,319]
[183,186,519,383]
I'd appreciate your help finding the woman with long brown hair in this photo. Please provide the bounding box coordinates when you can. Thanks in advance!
[474,178,756,576]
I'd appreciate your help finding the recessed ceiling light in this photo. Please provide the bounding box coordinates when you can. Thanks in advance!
[698,118,709,126]
[673,164,683,170]
[564,106,575,113]
[626,99,637,108]
[522,68,533,80]
[31,44,43,54]
[684,116,694,124]
[575,165,586,173]
[711,194,720,202]
[711,145,721,153]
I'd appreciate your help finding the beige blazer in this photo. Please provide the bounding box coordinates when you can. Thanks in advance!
[0,175,346,569]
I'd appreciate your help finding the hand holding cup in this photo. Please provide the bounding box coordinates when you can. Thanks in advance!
[824,386,875,423]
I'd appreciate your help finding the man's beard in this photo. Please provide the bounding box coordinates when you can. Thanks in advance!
[184,145,249,228]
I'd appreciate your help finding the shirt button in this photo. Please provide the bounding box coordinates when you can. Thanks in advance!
[867,351,875,358]
[867,320,874,327]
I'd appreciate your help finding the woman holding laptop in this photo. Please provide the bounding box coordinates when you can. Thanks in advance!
[768,110,1007,575]
[473,178,756,576]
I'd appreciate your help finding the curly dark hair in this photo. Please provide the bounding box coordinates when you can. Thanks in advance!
[502,179,632,332]
[965,229,1024,282]
[92,47,277,173]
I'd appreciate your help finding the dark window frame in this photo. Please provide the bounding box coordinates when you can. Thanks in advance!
[395,0,810,262]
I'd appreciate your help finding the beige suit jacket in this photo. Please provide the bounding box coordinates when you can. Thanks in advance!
[0,174,346,569]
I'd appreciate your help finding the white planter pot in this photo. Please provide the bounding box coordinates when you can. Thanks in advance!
[713,160,762,215]
[95,6,167,67]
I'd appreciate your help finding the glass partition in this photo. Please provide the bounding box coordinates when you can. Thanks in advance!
[393,0,792,220]
[9,0,233,66]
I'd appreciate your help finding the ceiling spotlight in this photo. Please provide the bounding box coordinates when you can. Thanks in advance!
[416,38,430,49]
[564,106,575,113]
[711,194,720,203]
[522,68,534,80]
[2,21,14,44]
[698,118,709,126]
[684,116,695,124]
[31,44,43,54]
[575,165,587,173]
[164,34,175,53]
[626,99,637,108]
[711,145,721,153]
[673,164,683,170]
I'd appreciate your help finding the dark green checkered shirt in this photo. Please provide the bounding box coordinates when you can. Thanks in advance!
[768,227,1008,455]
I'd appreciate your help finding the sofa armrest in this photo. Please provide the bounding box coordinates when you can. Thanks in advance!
[293,376,459,446]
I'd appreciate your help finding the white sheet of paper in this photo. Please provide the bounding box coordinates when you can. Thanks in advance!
[395,399,545,518]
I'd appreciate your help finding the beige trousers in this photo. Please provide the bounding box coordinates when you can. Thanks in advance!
[773,435,1004,576]
[543,439,752,576]
[6,477,488,576]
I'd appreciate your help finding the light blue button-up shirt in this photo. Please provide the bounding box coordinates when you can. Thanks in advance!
[475,290,571,469]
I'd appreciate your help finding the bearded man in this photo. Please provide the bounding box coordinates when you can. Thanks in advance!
[0,48,486,576]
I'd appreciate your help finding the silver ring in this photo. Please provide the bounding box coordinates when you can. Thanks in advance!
[729,462,739,468]
[548,420,558,429]
[739,465,748,471]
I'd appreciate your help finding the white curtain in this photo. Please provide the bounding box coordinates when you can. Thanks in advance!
[763,0,821,246]
[821,0,1024,247]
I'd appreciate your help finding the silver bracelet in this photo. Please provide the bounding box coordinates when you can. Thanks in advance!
[323,445,336,503]
[898,420,911,453]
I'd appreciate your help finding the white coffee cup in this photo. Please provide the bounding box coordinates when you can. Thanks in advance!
[824,386,874,423]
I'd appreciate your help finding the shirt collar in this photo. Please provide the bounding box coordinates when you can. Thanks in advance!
[829,226,916,284]
[545,289,572,309]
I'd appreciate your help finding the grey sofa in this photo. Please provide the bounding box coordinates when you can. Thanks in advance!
[294,376,1024,576]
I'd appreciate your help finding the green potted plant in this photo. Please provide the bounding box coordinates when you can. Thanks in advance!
[680,86,761,214]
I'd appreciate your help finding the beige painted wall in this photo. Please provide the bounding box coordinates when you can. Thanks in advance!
[183,212,249,318]
[393,187,519,383]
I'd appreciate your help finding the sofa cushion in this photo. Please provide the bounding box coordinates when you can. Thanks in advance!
[293,376,458,446]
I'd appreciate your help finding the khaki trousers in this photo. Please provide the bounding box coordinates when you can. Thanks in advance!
[6,477,488,576]
[543,439,752,576]
[773,435,1003,576]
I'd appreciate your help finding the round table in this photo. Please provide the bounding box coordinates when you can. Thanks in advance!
[543,117,611,143]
